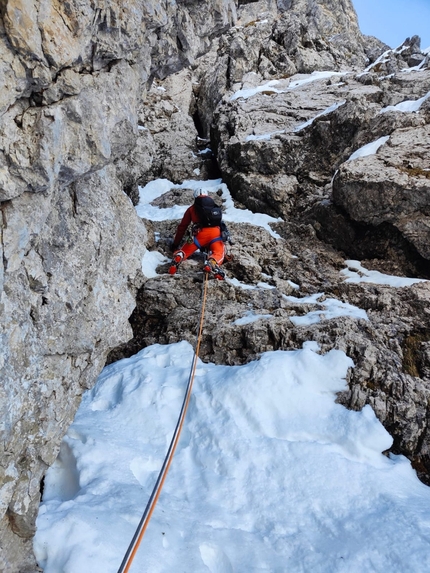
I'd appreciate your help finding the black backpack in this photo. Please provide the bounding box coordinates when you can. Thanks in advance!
[194,196,222,227]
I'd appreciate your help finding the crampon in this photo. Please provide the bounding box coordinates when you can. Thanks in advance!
[203,259,225,280]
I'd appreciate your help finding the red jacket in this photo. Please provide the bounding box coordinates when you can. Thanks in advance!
[173,205,201,247]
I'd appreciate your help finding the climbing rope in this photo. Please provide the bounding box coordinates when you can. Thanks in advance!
[117,272,209,573]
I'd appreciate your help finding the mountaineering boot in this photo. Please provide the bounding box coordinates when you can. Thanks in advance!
[169,251,184,275]
[203,258,216,274]
[214,267,225,281]
[203,258,225,280]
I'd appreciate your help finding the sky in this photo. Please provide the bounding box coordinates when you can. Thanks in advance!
[353,0,430,50]
[34,177,430,572]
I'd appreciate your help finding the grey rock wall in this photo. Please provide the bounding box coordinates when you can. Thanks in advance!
[195,0,372,135]
[1,165,146,572]
[209,32,430,272]
[0,1,239,571]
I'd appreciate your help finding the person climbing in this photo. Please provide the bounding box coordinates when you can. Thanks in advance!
[169,189,226,280]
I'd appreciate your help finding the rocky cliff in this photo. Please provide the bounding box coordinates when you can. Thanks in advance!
[0,1,237,571]
[1,0,429,571]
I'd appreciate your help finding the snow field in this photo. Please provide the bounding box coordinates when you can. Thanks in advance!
[34,341,430,573]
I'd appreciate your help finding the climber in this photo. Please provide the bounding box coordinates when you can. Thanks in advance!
[169,189,226,280]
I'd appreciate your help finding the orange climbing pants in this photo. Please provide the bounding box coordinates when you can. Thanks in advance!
[174,227,225,265]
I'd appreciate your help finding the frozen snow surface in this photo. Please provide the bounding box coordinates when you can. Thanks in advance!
[230,71,347,101]
[142,250,169,278]
[380,91,430,113]
[226,277,276,291]
[294,101,346,132]
[233,310,273,325]
[246,129,285,141]
[35,174,430,572]
[35,341,430,573]
[341,260,428,287]
[284,292,368,326]
[347,136,390,161]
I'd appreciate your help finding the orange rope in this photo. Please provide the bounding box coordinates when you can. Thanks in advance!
[117,273,209,573]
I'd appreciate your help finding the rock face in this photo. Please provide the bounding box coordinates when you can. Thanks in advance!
[114,0,430,515]
[0,1,237,571]
[1,166,146,571]
[192,12,430,487]
[2,0,430,570]
[332,121,430,261]
[195,0,373,136]
[210,34,430,276]
[118,184,430,498]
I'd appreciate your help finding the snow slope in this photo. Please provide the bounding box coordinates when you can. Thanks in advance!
[34,341,430,573]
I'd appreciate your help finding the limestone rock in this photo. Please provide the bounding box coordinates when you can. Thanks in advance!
[0,60,140,204]
[210,41,430,269]
[0,1,241,571]
[111,0,430,504]
[0,166,146,572]
[333,124,430,259]
[122,198,430,490]
[196,0,376,135]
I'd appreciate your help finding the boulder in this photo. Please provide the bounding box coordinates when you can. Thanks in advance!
[333,123,430,260]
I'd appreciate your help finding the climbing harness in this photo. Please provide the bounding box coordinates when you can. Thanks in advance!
[116,272,209,573]
[193,234,223,250]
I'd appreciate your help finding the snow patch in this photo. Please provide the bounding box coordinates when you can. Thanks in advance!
[341,260,428,287]
[347,136,390,161]
[380,91,430,113]
[245,130,285,141]
[231,71,347,102]
[294,101,346,132]
[142,250,169,278]
[136,178,283,239]
[233,310,273,325]
[283,292,368,325]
